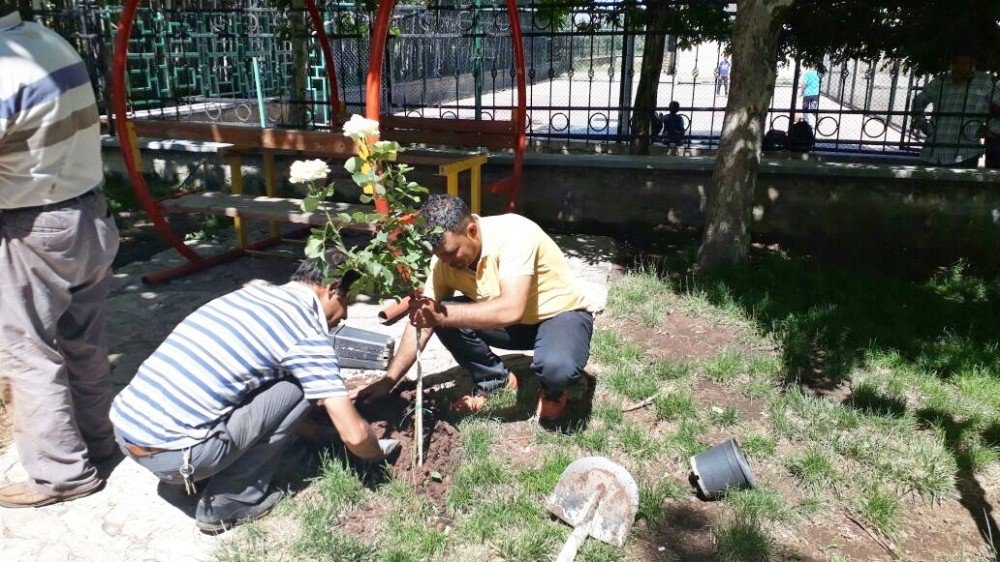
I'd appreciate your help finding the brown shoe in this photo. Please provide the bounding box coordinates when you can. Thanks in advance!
[0,479,104,509]
[451,373,519,413]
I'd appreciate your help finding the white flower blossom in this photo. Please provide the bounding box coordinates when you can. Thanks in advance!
[342,114,380,140]
[289,159,330,184]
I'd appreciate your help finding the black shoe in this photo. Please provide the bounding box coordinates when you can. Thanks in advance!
[195,489,284,533]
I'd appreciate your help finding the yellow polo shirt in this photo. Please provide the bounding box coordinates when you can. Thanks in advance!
[423,214,589,325]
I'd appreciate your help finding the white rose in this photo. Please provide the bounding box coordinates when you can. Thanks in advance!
[289,159,330,184]
[342,114,380,141]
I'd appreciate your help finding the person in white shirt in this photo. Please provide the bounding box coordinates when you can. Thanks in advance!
[0,3,120,508]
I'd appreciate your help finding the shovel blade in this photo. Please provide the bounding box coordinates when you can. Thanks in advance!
[545,456,639,547]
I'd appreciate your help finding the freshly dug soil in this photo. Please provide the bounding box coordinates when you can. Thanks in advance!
[355,385,460,503]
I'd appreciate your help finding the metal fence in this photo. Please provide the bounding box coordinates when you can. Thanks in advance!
[25,0,998,158]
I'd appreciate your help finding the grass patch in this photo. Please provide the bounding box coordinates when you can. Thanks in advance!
[649,359,693,381]
[215,523,270,562]
[602,362,659,402]
[857,486,901,537]
[638,478,689,523]
[520,451,573,497]
[787,448,837,489]
[593,401,625,428]
[574,426,611,454]
[703,349,745,383]
[740,432,777,459]
[653,391,697,421]
[458,419,497,460]
[615,425,660,459]
[709,405,740,427]
[666,419,709,459]
[590,329,644,366]
[714,520,773,562]
[606,271,671,325]
[447,458,513,511]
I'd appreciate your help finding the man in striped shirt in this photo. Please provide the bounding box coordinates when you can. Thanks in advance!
[110,254,395,532]
[0,5,119,508]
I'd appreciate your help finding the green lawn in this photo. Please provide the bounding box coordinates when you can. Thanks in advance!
[218,249,999,561]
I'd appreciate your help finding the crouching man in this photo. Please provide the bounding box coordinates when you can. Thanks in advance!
[110,253,392,532]
[356,195,596,421]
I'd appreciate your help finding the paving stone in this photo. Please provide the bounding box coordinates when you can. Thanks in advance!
[0,232,616,561]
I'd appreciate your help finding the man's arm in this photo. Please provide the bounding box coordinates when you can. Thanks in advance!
[351,321,434,402]
[911,78,938,133]
[318,395,384,461]
[412,274,531,331]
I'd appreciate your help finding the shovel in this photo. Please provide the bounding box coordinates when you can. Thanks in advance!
[545,456,639,562]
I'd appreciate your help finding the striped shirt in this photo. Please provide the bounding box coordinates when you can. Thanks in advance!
[912,72,999,165]
[111,282,347,449]
[0,11,103,209]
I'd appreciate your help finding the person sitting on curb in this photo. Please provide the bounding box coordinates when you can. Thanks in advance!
[354,195,597,422]
[110,252,397,533]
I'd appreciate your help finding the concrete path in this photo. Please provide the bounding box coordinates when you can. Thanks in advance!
[0,231,616,562]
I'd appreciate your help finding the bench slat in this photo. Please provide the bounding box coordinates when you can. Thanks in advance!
[383,129,514,150]
[133,121,356,155]
[162,192,372,228]
[380,115,515,135]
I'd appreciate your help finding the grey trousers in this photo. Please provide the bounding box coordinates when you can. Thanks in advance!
[0,191,119,495]
[119,379,312,505]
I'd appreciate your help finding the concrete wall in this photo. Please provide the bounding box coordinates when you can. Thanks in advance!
[102,139,1000,270]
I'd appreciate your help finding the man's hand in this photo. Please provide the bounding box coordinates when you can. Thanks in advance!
[408,297,448,329]
[350,376,397,403]
[912,119,930,136]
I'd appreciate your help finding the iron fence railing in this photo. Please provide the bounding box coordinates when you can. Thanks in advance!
[24,0,998,159]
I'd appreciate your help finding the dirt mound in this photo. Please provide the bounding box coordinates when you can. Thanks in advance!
[356,386,460,503]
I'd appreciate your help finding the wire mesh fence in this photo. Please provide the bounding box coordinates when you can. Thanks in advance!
[24,0,998,158]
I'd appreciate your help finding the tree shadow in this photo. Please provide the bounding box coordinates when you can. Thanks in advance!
[842,387,999,551]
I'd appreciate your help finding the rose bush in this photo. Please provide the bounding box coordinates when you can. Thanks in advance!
[293,115,437,299]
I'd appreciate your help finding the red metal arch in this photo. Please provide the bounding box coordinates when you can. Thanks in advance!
[111,0,341,275]
[365,0,527,211]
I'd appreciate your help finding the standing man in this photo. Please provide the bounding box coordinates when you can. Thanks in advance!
[111,255,397,532]
[355,195,596,422]
[801,67,821,126]
[715,58,732,96]
[912,50,999,168]
[0,4,120,507]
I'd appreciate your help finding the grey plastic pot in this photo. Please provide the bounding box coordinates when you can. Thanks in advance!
[689,438,756,500]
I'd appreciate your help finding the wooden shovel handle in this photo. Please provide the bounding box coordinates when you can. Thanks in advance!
[555,522,591,562]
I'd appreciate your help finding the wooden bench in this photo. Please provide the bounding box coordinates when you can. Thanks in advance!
[379,115,519,211]
[130,120,492,256]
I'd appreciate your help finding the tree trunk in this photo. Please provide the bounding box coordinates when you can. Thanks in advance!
[696,0,792,269]
[628,0,671,155]
[285,0,309,127]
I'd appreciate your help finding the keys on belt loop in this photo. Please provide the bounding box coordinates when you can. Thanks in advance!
[180,448,196,495]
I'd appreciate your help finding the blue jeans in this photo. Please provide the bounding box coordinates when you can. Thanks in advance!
[434,302,594,398]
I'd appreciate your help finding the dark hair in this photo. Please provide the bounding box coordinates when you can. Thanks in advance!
[291,249,359,294]
[668,101,680,113]
[420,194,471,248]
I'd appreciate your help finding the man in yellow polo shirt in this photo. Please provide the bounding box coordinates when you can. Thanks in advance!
[354,195,594,420]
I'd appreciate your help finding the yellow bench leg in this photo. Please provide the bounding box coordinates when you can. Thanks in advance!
[470,164,482,215]
[262,153,279,239]
[228,156,248,249]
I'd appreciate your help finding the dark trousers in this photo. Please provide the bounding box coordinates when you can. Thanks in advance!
[986,136,1000,169]
[802,95,820,125]
[434,305,594,398]
[117,379,311,505]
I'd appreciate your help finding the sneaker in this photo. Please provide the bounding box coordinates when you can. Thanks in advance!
[195,489,284,534]
[0,478,104,509]
[536,392,567,421]
[450,373,518,413]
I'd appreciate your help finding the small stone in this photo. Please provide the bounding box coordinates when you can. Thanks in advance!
[658,546,666,552]
[711,406,724,414]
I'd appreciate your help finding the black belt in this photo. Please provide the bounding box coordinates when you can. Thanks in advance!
[1,188,100,214]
